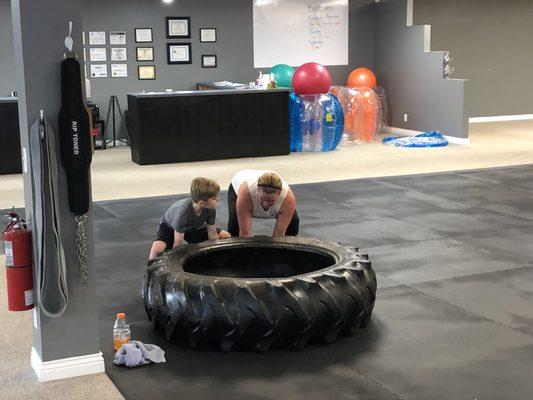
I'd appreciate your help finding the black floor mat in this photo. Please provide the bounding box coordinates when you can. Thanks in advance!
[6,164,533,399]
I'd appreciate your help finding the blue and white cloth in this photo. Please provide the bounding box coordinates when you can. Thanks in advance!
[113,341,166,367]
[382,132,449,148]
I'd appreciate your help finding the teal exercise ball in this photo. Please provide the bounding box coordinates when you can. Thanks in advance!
[270,64,295,88]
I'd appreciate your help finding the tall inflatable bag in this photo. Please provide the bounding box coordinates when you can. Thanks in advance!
[321,94,344,151]
[289,93,343,152]
[289,92,304,152]
[331,86,381,143]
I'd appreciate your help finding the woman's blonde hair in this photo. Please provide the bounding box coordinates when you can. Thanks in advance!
[190,177,220,202]
[257,172,283,194]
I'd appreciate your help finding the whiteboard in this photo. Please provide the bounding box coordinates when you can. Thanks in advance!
[253,0,349,68]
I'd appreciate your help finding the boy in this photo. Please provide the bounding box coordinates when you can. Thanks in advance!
[149,177,231,260]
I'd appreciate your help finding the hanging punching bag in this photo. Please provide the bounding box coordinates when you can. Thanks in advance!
[58,56,92,283]
[58,57,92,215]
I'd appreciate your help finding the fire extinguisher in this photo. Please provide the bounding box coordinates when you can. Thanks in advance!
[3,211,34,311]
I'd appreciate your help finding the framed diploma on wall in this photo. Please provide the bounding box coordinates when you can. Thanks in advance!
[111,64,128,78]
[89,47,107,62]
[109,31,127,45]
[90,64,108,78]
[110,48,127,61]
[200,28,217,43]
[166,17,191,39]
[88,31,106,45]
[167,43,192,64]
[201,54,217,68]
[138,65,156,80]
[135,28,153,43]
[136,47,154,62]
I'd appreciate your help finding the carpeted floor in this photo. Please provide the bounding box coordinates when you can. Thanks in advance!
[0,255,123,400]
[3,120,533,209]
[94,165,533,400]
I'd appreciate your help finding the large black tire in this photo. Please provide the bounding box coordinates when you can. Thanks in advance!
[143,236,376,352]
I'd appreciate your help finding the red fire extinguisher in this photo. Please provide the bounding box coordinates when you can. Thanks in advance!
[3,211,34,311]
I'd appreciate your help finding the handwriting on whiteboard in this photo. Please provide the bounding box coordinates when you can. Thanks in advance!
[252,0,348,67]
[307,4,342,49]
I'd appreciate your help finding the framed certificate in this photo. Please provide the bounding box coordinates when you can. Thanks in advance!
[90,64,108,78]
[200,28,216,43]
[167,43,191,64]
[135,28,153,43]
[109,31,127,45]
[110,47,127,61]
[201,54,217,68]
[89,47,107,62]
[136,47,154,61]
[88,31,106,45]
[166,17,191,39]
[138,65,156,80]
[111,64,128,78]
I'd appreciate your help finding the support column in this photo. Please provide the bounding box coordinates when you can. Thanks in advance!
[11,0,103,382]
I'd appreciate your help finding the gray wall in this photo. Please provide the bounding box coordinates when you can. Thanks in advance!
[0,0,16,96]
[12,0,100,362]
[81,0,374,138]
[413,0,533,118]
[374,0,468,138]
[1,0,475,139]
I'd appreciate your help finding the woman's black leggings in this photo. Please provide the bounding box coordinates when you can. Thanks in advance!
[227,184,299,237]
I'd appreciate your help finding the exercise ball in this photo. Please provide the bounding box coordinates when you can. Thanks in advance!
[347,67,377,89]
[270,64,295,88]
[292,62,331,95]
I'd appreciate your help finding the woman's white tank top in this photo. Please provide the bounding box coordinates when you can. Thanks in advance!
[231,169,289,219]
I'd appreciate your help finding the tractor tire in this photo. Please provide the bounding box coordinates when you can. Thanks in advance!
[143,236,376,352]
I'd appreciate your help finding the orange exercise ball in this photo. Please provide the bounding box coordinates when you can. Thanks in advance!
[347,67,377,89]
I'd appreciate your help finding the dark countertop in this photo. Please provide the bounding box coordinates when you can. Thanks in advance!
[128,88,291,98]
[127,84,289,165]
[0,97,18,103]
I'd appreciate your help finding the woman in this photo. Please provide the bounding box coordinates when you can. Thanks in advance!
[227,169,299,237]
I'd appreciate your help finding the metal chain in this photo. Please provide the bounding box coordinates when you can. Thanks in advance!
[74,214,89,284]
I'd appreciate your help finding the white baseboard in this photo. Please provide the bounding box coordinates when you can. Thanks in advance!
[445,136,470,145]
[31,347,105,382]
[469,114,533,123]
[381,126,423,137]
[381,126,470,145]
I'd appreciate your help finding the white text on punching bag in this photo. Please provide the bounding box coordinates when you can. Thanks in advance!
[72,120,80,155]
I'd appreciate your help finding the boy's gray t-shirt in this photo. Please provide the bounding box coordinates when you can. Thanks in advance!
[162,198,216,233]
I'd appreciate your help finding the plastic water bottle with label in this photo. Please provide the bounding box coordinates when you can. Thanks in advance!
[113,313,131,350]
[301,95,324,151]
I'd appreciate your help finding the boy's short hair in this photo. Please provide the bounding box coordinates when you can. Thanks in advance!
[190,177,220,202]
[257,172,283,194]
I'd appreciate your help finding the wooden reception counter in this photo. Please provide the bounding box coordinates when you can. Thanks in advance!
[126,89,290,165]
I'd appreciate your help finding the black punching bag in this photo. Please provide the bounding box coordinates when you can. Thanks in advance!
[58,57,92,216]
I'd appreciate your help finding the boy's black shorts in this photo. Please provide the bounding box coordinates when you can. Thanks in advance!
[154,219,221,250]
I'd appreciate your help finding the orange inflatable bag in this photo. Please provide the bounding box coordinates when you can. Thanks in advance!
[330,86,381,143]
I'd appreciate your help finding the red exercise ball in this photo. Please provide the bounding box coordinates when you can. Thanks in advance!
[347,67,377,89]
[292,62,331,95]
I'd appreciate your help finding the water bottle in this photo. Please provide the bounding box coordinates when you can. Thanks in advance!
[113,313,131,350]
[312,128,323,152]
